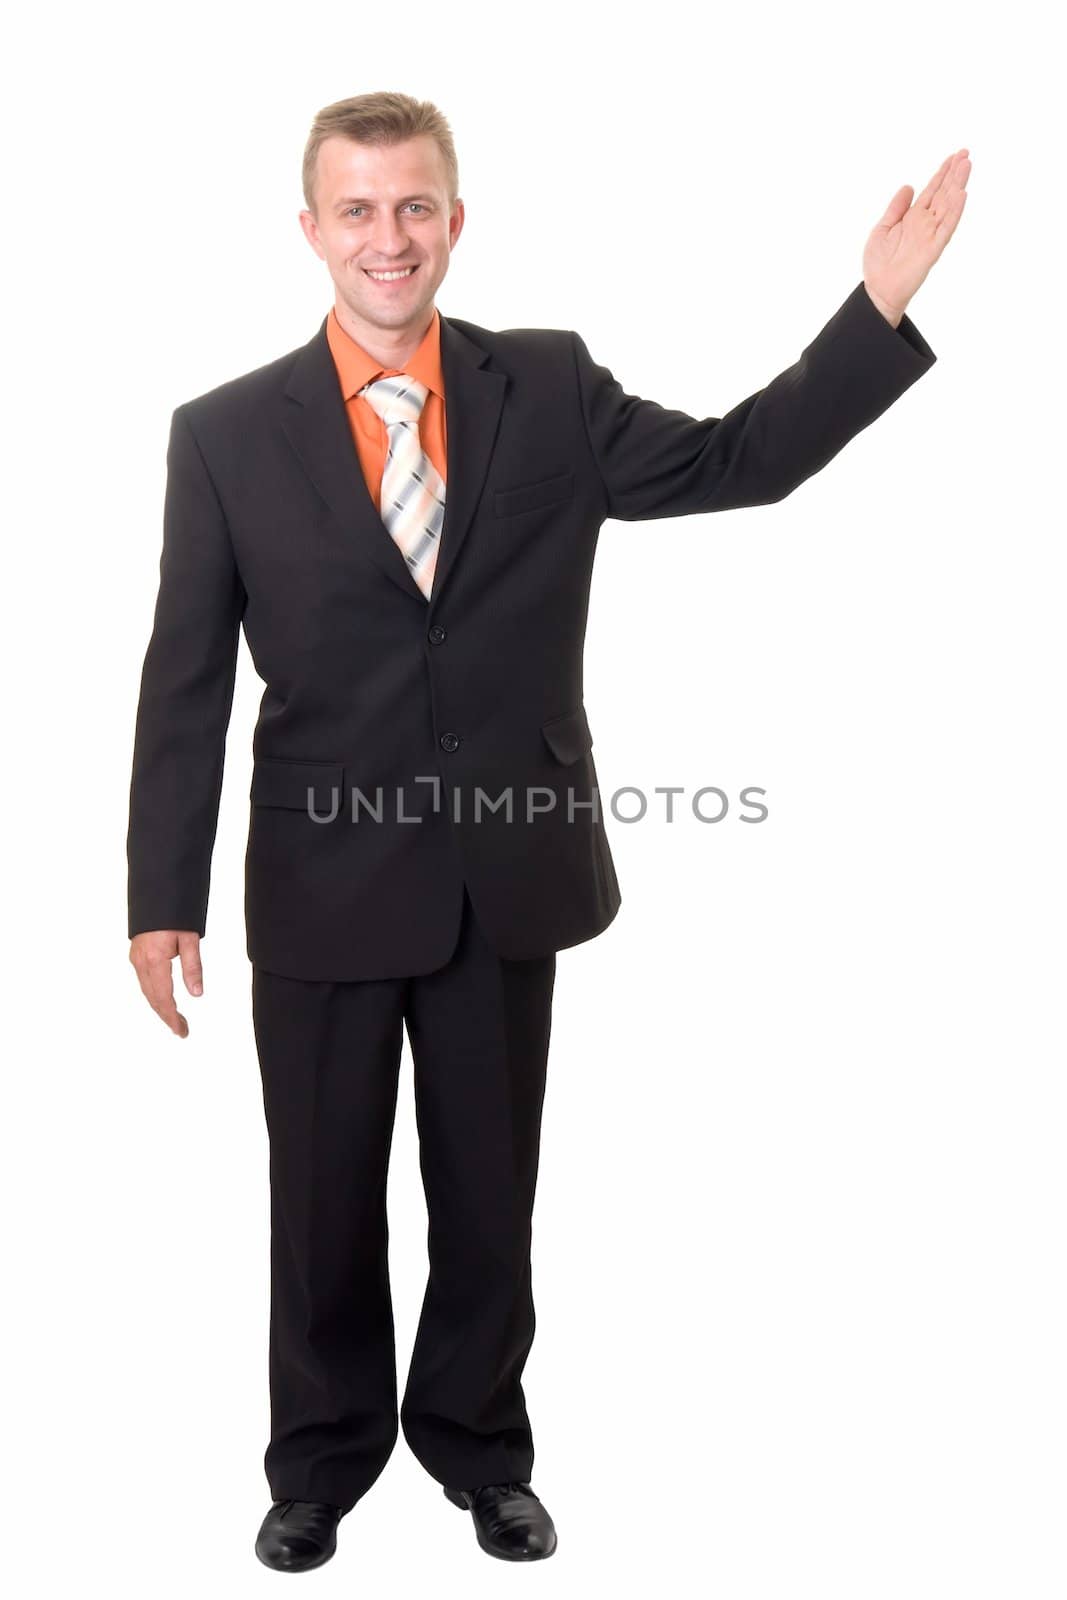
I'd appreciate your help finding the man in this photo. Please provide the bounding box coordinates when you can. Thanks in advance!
[127,90,969,1568]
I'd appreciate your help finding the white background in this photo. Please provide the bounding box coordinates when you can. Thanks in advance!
[4,1,1063,1594]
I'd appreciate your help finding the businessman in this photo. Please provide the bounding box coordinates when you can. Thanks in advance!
[127,90,969,1568]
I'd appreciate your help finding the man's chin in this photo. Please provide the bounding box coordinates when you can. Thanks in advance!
[354,293,431,328]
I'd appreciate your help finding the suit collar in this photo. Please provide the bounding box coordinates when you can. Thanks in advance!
[282,310,506,609]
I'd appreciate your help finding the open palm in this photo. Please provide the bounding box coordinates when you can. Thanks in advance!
[864,148,971,322]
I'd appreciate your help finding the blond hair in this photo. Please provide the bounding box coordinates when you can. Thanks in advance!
[302,90,460,216]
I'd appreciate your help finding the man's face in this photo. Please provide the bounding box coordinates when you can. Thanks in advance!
[300,134,463,341]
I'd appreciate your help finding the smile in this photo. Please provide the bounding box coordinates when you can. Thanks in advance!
[363,266,418,282]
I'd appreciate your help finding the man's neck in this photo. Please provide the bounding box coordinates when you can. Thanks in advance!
[334,299,436,371]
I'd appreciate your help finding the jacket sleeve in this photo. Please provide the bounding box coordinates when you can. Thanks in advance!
[570,279,937,521]
[127,404,246,939]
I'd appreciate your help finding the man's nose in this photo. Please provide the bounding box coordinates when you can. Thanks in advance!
[370,219,411,255]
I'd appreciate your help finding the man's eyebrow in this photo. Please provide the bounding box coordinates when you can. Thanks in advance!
[334,193,439,210]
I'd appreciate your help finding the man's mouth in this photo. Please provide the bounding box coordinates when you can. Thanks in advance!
[363,265,419,283]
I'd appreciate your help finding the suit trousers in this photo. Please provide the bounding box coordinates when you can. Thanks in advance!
[250,884,557,1513]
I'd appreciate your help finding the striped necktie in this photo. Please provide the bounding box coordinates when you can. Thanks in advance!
[359,373,445,600]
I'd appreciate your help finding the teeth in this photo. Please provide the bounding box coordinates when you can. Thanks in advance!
[366,267,415,281]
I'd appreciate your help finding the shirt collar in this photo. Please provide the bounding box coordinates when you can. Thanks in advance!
[326,304,444,403]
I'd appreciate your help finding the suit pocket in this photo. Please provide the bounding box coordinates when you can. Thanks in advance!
[494,470,575,519]
[251,757,345,813]
[541,703,593,765]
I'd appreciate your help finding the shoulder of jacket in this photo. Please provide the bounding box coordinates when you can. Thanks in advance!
[444,315,573,357]
[174,339,308,426]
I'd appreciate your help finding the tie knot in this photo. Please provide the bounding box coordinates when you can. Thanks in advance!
[360,373,428,427]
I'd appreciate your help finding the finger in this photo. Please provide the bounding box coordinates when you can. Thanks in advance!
[930,160,971,232]
[876,184,913,230]
[916,153,954,209]
[136,952,189,1037]
[178,932,204,997]
[926,149,971,213]
[933,183,968,246]
[948,154,972,194]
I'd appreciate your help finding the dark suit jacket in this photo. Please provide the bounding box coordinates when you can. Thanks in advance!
[127,280,936,980]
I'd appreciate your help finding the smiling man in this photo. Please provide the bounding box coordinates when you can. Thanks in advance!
[127,90,969,1569]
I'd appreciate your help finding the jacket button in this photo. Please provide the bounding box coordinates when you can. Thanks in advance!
[440,732,460,752]
[428,624,447,644]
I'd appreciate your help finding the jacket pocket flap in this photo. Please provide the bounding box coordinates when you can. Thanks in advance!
[541,703,592,765]
[494,470,574,519]
[251,758,344,812]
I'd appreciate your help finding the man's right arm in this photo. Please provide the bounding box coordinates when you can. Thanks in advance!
[127,403,245,1031]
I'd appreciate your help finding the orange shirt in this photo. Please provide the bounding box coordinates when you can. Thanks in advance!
[325,304,448,509]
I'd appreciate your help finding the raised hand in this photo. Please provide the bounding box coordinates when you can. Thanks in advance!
[863,148,971,326]
[129,929,204,1037]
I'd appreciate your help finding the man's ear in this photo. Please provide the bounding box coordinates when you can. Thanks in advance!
[298,209,327,261]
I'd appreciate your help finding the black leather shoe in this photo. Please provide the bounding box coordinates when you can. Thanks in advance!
[254,1498,343,1571]
[444,1481,557,1560]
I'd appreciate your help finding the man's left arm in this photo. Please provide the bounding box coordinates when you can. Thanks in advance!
[571,148,970,521]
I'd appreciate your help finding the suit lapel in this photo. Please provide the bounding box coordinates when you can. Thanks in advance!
[282,310,507,610]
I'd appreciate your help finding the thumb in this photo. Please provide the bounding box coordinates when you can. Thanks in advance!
[178,932,204,997]
[876,184,914,231]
